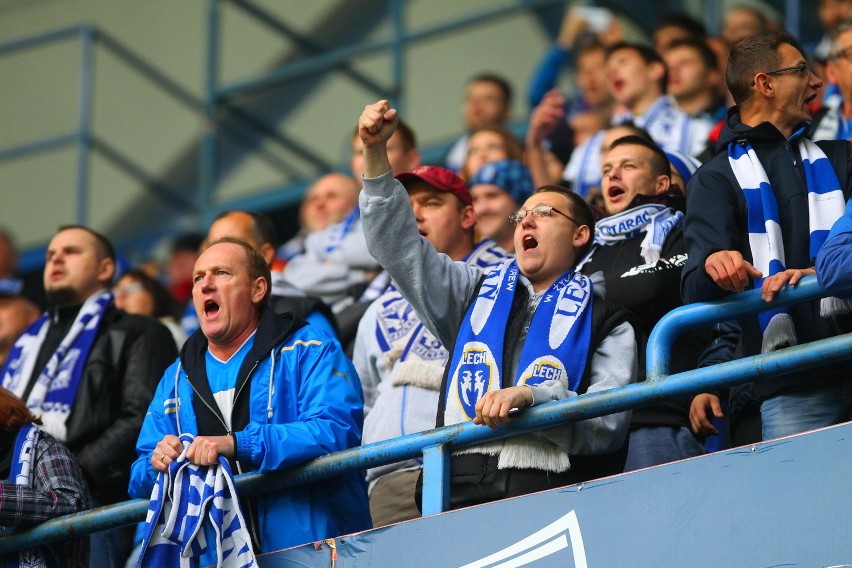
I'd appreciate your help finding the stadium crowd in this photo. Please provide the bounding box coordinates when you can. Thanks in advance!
[1,1,852,565]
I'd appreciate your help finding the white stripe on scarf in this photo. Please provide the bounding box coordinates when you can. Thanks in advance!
[137,434,257,568]
[1,290,112,442]
[728,134,849,352]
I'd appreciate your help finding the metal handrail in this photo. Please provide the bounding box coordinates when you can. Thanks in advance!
[0,275,848,554]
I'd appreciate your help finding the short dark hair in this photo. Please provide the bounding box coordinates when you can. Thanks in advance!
[726,32,803,106]
[655,14,707,39]
[204,237,272,304]
[468,73,513,107]
[609,135,672,178]
[606,42,668,93]
[667,37,719,71]
[56,225,115,261]
[532,185,596,260]
[214,210,277,248]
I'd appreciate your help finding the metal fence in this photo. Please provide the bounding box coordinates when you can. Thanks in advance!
[0,274,847,554]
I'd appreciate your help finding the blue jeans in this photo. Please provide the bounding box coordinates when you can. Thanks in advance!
[760,378,852,440]
[624,425,705,472]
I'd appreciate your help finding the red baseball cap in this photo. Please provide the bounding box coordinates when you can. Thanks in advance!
[395,166,472,206]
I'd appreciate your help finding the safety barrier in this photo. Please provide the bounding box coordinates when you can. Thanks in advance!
[0,274,848,554]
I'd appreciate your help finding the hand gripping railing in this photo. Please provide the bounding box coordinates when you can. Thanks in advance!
[0,276,850,554]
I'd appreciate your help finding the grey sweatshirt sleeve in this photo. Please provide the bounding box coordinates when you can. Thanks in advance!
[359,170,482,348]
[352,300,381,415]
[529,321,637,455]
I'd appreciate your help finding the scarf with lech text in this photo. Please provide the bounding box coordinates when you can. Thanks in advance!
[444,260,592,425]
[728,132,850,352]
[1,291,111,442]
[137,434,256,568]
[576,203,683,272]
[443,261,594,472]
[375,240,511,392]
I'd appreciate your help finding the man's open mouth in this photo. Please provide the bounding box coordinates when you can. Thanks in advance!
[523,235,538,251]
[204,300,220,317]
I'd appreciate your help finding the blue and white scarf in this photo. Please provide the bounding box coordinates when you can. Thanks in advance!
[322,207,360,259]
[1,291,111,442]
[137,434,256,568]
[728,133,848,352]
[812,84,852,142]
[577,204,684,272]
[444,261,593,426]
[2,425,57,568]
[613,95,710,157]
[375,240,510,391]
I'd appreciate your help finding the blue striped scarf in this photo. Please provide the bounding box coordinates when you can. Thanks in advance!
[728,133,847,352]
[137,434,256,568]
[444,261,593,425]
[1,291,112,442]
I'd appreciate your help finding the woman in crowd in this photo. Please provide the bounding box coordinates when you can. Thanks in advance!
[114,270,186,348]
[0,387,91,567]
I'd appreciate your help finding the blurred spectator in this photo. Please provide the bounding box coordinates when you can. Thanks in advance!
[352,119,421,184]
[0,226,177,567]
[0,387,92,567]
[460,125,525,180]
[811,16,852,141]
[810,0,852,62]
[0,278,41,367]
[445,74,513,172]
[721,5,769,48]
[652,13,707,54]
[469,159,534,253]
[664,38,727,121]
[165,232,204,308]
[278,173,359,262]
[114,270,185,349]
[0,230,16,279]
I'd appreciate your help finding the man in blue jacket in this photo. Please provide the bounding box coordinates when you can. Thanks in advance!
[129,237,370,555]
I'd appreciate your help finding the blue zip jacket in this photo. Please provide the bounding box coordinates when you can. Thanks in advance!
[129,307,371,554]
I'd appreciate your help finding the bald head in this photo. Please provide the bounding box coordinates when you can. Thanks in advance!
[300,173,359,233]
[208,210,277,267]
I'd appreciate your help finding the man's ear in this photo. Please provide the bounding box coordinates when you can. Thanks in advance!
[259,243,276,267]
[251,276,268,305]
[753,73,774,97]
[826,60,839,84]
[98,257,116,287]
[461,204,477,231]
[573,224,591,251]
[655,174,671,195]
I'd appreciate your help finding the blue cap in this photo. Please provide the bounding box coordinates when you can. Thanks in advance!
[468,160,534,204]
[663,149,702,185]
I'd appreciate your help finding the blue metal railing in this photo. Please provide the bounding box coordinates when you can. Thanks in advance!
[0,275,848,554]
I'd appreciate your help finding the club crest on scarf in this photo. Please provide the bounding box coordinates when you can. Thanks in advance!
[452,341,498,419]
[519,355,567,386]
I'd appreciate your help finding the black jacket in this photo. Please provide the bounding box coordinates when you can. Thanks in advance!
[682,108,852,402]
[582,224,707,429]
[34,304,178,504]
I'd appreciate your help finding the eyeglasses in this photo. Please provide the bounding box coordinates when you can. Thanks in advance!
[509,205,579,226]
[113,282,144,297]
[763,62,812,77]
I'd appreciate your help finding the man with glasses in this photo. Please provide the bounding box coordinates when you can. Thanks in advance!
[682,33,852,441]
[357,100,636,508]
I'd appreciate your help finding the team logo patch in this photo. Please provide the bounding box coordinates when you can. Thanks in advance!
[453,342,497,420]
[519,356,567,387]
